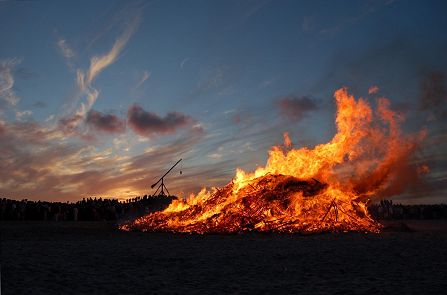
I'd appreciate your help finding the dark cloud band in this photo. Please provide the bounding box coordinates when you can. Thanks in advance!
[86,110,126,133]
[127,104,194,137]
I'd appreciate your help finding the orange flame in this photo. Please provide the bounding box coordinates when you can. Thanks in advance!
[121,88,426,234]
[368,85,379,95]
[283,132,292,148]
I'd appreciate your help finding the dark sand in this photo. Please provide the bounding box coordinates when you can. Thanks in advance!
[2,221,447,294]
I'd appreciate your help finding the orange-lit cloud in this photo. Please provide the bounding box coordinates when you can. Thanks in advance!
[0,119,205,201]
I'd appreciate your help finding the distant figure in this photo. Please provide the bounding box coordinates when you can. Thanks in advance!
[73,207,78,222]
[378,205,383,219]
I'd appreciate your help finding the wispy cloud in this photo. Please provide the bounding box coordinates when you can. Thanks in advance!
[15,110,32,121]
[259,77,277,89]
[60,14,141,134]
[0,58,21,107]
[319,0,394,37]
[86,16,140,85]
[56,38,76,70]
[302,16,314,32]
[244,0,270,19]
[207,146,224,160]
[196,65,230,94]
[180,57,190,69]
[57,38,75,59]
[135,70,150,89]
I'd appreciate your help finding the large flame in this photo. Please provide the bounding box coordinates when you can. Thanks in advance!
[121,88,426,234]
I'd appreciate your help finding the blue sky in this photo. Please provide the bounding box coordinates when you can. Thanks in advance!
[1,0,446,203]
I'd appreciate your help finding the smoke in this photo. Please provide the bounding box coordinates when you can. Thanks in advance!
[276,95,318,121]
[420,71,447,118]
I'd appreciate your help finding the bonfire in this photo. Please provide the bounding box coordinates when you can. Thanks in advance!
[120,88,426,234]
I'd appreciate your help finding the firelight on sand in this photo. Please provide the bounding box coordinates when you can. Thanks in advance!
[121,88,427,234]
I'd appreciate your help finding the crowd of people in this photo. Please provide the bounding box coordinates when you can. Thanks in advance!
[1,197,446,222]
[368,200,447,220]
[0,195,175,222]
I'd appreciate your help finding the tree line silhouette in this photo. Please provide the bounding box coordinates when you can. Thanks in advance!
[0,195,175,221]
[1,197,446,221]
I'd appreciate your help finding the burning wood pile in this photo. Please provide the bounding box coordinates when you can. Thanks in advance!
[120,87,427,234]
[120,174,381,233]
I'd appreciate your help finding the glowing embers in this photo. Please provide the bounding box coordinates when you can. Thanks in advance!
[120,174,381,233]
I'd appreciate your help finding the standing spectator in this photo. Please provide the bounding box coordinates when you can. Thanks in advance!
[73,207,78,222]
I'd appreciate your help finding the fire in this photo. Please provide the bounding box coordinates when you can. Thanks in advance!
[120,88,425,234]
[283,132,292,148]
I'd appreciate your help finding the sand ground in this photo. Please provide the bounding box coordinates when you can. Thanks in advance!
[1,220,447,294]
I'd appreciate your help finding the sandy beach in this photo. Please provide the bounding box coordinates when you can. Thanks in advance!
[1,220,447,294]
